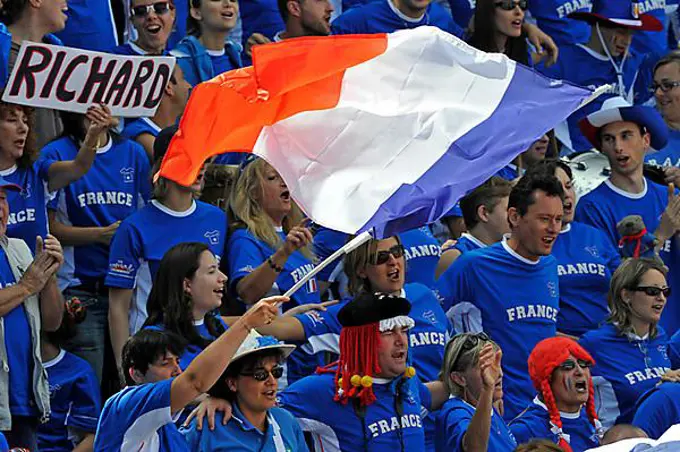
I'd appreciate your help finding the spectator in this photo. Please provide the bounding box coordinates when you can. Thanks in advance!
[436,333,516,451]
[106,126,227,381]
[0,101,110,266]
[114,0,175,55]
[437,202,467,242]
[121,65,191,161]
[600,424,647,445]
[42,107,151,383]
[510,337,604,452]
[93,297,282,451]
[574,96,680,336]
[278,292,448,450]
[527,160,620,337]
[37,306,101,452]
[0,0,67,147]
[645,52,680,170]
[495,134,552,181]
[0,177,64,450]
[540,0,661,153]
[172,0,241,88]
[468,0,531,65]
[435,176,512,278]
[240,0,284,46]
[54,0,118,52]
[143,242,229,370]
[331,0,464,37]
[182,331,308,451]
[436,172,564,420]
[633,383,680,440]
[579,258,673,428]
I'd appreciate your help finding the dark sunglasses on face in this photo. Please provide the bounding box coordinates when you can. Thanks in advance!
[494,0,528,11]
[372,244,405,265]
[649,80,680,93]
[448,332,492,372]
[240,365,284,382]
[631,286,672,298]
[558,359,592,371]
[131,1,172,18]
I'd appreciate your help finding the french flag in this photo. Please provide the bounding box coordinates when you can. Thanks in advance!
[159,27,597,237]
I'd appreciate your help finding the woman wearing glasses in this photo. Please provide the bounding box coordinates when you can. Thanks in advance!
[143,242,229,370]
[645,52,680,182]
[510,337,604,452]
[468,0,531,66]
[182,330,308,451]
[436,332,516,452]
[579,258,674,429]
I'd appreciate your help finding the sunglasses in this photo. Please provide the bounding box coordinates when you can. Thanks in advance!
[372,244,405,265]
[558,359,592,371]
[494,0,528,11]
[240,365,284,382]
[448,332,491,371]
[631,286,672,298]
[131,1,172,18]
[650,80,680,93]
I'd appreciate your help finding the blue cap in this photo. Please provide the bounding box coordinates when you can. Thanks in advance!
[569,0,662,31]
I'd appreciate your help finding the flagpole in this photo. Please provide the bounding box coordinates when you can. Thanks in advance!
[282,231,373,299]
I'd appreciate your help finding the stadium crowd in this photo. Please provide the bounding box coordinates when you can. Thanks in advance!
[1,0,680,450]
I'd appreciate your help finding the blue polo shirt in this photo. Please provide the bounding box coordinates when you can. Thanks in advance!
[579,324,672,428]
[633,382,680,440]
[182,404,308,451]
[436,397,517,452]
[509,397,600,450]
[37,349,101,452]
[332,0,464,37]
[94,378,189,451]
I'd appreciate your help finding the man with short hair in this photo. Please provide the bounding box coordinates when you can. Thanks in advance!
[575,96,680,335]
[435,176,512,278]
[436,172,564,420]
[114,0,175,55]
[276,0,335,39]
[0,177,65,450]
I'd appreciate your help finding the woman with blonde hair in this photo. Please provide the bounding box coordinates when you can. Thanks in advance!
[226,157,318,309]
[436,332,516,451]
[579,258,676,429]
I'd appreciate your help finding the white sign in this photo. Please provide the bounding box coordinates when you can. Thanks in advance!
[2,41,176,117]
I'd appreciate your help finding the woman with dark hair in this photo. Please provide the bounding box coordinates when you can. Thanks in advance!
[525,160,620,337]
[0,100,112,249]
[182,331,307,451]
[172,0,242,87]
[143,241,229,369]
[579,258,675,429]
[40,108,151,384]
[468,0,530,66]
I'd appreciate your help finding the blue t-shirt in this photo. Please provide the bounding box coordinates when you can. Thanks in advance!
[436,238,560,420]
[208,48,240,76]
[509,397,600,451]
[631,0,676,60]
[146,315,228,370]
[2,159,55,249]
[495,164,521,181]
[279,372,432,451]
[181,404,308,451]
[538,45,645,152]
[112,42,170,56]
[552,222,620,336]
[528,0,592,46]
[42,136,151,286]
[452,233,487,254]
[633,382,680,440]
[296,283,450,451]
[121,117,162,142]
[0,432,6,452]
[332,0,464,37]
[670,329,680,368]
[94,378,190,451]
[226,227,320,308]
[37,349,101,452]
[105,200,227,334]
[447,0,475,31]
[646,129,680,168]
[0,247,34,417]
[240,0,285,44]
[579,324,672,428]
[401,227,441,289]
[54,0,117,52]
[436,397,517,452]
[574,178,680,336]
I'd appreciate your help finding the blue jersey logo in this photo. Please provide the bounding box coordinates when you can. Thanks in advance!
[120,167,135,183]
[20,182,31,199]
[204,230,221,245]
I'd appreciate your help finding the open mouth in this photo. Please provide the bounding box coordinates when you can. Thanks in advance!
[263,389,276,399]
[542,236,556,246]
[387,267,400,282]
[213,287,224,298]
[221,10,235,19]
[281,190,290,201]
[392,350,406,362]
[511,19,522,28]
[574,381,588,393]
[652,303,664,314]
[14,138,25,149]
[146,24,162,34]
[563,201,573,215]
[616,155,630,166]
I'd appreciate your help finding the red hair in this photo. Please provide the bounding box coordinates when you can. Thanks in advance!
[528,337,602,451]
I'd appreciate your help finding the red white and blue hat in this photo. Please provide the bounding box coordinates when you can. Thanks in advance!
[569,0,662,31]
[229,330,296,365]
[579,96,669,151]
